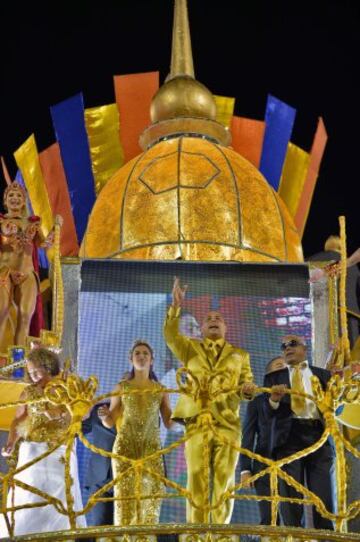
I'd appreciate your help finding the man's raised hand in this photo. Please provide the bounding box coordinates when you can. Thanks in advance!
[172,276,188,308]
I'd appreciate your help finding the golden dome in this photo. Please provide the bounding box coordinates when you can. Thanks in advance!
[80,136,303,262]
[81,1,303,263]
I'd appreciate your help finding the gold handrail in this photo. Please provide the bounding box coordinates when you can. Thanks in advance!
[51,220,64,342]
[1,371,360,539]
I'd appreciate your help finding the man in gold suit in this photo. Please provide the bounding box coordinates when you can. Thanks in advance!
[163,277,255,524]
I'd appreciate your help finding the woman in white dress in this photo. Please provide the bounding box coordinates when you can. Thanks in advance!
[0,347,86,538]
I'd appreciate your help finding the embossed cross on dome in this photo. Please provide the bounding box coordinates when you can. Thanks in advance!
[138,150,220,194]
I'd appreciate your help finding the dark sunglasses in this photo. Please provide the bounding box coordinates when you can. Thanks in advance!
[280,339,305,351]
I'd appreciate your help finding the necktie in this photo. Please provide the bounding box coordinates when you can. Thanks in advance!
[291,363,306,415]
[206,340,220,362]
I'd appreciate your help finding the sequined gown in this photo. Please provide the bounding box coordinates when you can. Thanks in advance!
[0,383,86,538]
[112,381,164,526]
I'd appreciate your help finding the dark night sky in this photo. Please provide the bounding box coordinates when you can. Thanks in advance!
[0,0,359,257]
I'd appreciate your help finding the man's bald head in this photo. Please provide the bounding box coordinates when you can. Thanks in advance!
[201,311,227,340]
[281,335,307,366]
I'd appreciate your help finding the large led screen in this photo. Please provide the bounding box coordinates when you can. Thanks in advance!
[77,260,311,524]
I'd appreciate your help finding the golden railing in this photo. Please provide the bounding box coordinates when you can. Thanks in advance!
[1,368,360,541]
[50,218,64,343]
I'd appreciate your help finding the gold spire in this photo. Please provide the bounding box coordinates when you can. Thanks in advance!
[150,0,216,123]
[167,0,194,80]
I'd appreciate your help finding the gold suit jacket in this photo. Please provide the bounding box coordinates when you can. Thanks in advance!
[163,306,253,432]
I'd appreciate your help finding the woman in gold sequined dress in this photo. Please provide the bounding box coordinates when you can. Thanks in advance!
[0,347,86,537]
[98,340,174,526]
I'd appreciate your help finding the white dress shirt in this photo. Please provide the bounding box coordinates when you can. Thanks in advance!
[269,360,321,419]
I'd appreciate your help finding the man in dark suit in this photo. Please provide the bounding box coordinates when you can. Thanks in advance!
[240,356,286,525]
[82,402,116,528]
[307,235,360,347]
[263,335,335,530]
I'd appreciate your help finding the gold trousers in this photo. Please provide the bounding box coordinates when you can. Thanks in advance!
[185,422,240,524]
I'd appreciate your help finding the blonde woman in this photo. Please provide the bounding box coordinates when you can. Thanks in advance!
[0,348,86,537]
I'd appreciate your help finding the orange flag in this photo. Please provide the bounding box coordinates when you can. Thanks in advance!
[231,116,265,168]
[39,143,79,256]
[114,72,159,163]
[294,118,328,237]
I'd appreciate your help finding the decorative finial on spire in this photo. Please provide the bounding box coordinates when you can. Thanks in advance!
[141,0,231,148]
[167,0,195,81]
[150,0,216,124]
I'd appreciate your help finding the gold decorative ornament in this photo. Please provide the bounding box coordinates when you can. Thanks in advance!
[150,76,217,124]
[80,0,303,263]
[150,0,216,124]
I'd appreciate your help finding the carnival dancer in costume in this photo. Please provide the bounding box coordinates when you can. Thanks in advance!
[0,169,62,347]
[98,340,173,526]
[0,347,86,537]
[163,277,256,524]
